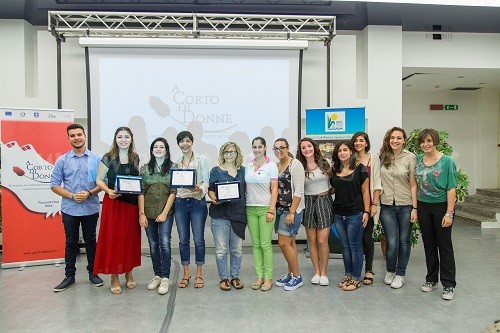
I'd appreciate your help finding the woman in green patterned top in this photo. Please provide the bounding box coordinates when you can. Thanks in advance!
[138,137,176,295]
[415,128,457,301]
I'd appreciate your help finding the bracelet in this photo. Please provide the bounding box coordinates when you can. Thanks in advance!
[371,203,378,206]
[87,191,92,198]
[288,212,295,215]
[363,211,370,214]
[139,212,145,216]
[412,207,417,210]
[445,211,454,218]
[71,193,75,201]
[267,211,275,215]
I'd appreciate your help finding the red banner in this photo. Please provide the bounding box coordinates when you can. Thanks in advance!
[1,108,74,267]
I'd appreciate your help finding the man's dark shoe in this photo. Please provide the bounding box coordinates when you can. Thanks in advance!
[54,277,76,292]
[89,273,104,287]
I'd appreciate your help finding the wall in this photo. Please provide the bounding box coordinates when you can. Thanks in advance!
[402,31,500,191]
[403,89,499,193]
[1,20,499,191]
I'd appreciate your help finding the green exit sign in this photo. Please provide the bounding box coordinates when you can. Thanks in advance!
[444,105,458,110]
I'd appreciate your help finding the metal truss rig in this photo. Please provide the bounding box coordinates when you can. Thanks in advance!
[48,11,336,43]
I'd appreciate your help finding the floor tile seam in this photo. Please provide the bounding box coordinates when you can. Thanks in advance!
[159,259,180,333]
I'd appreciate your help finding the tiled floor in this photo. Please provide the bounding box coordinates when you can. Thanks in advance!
[1,222,499,333]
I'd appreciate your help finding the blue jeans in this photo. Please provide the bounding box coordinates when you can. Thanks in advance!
[62,212,99,278]
[333,212,364,280]
[380,204,412,276]
[211,218,243,280]
[145,215,174,278]
[174,197,208,266]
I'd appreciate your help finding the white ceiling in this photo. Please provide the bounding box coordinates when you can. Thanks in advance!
[402,67,500,92]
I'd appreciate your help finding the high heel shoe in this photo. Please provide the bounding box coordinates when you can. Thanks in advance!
[111,275,122,294]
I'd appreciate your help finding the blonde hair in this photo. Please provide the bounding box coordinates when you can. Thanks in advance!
[218,142,243,168]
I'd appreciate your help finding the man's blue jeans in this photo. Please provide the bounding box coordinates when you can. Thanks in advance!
[211,217,243,280]
[333,212,364,280]
[145,215,174,278]
[380,204,412,276]
[61,212,99,278]
[174,197,208,266]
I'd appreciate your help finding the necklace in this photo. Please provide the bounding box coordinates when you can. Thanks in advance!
[182,152,194,168]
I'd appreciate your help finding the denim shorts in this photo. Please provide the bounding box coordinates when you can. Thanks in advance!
[275,209,303,237]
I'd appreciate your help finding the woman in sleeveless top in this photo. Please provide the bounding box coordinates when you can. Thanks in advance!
[94,126,141,294]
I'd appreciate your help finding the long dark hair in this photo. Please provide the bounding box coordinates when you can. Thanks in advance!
[147,137,172,175]
[379,127,407,169]
[296,137,332,178]
[252,136,267,156]
[331,140,356,174]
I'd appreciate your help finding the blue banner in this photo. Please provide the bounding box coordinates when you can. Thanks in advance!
[305,107,365,140]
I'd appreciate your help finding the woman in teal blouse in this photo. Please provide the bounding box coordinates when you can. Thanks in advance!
[415,128,457,301]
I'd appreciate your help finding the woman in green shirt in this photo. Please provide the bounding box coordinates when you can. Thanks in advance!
[415,128,457,301]
[138,137,176,295]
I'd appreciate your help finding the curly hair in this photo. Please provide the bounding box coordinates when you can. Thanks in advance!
[218,142,243,168]
[379,126,407,169]
[296,137,332,178]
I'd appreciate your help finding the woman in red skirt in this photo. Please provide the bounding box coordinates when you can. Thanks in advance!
[94,126,142,294]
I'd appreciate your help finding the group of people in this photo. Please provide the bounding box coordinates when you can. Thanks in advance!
[51,124,458,301]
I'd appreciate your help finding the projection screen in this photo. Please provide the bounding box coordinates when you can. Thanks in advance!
[87,46,302,167]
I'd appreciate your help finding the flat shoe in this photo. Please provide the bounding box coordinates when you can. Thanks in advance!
[220,279,231,291]
[260,283,272,291]
[251,280,263,290]
[194,277,204,289]
[342,279,362,291]
[178,276,191,288]
[230,278,244,290]
[363,271,374,285]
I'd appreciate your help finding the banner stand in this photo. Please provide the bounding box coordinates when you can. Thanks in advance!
[1,107,74,269]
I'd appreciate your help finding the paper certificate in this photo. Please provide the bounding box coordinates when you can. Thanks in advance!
[115,175,143,194]
[170,168,197,188]
[215,181,241,201]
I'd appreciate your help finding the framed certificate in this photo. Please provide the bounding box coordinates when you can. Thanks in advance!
[115,175,143,194]
[170,168,197,188]
[215,181,241,202]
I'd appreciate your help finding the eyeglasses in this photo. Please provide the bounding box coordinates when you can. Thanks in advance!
[272,146,288,152]
[223,151,237,156]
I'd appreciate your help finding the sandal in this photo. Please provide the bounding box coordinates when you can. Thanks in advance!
[338,276,351,288]
[110,286,122,294]
[230,278,244,290]
[342,279,362,291]
[363,271,374,285]
[178,276,191,288]
[125,272,136,289]
[251,279,263,290]
[220,279,231,291]
[194,277,204,289]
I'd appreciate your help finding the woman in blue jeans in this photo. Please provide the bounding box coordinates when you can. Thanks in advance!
[379,127,418,289]
[208,142,247,291]
[138,137,176,295]
[174,131,209,289]
[330,141,370,291]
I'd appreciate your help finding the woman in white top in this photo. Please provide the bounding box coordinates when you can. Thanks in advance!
[245,136,278,291]
[296,138,334,286]
[351,132,382,285]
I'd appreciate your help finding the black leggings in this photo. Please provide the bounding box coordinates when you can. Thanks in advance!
[363,216,375,272]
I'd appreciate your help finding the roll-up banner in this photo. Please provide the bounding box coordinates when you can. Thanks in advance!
[1,107,74,268]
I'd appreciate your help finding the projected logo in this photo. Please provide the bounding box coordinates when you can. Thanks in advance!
[149,85,236,133]
[325,111,345,132]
